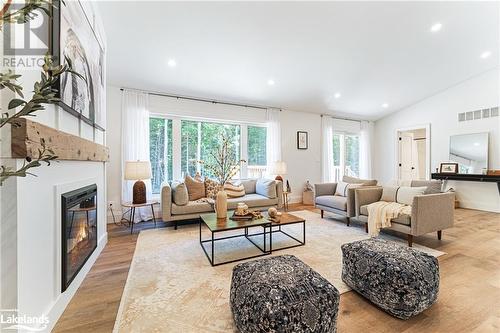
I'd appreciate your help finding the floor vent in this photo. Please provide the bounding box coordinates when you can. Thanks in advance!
[458,106,498,122]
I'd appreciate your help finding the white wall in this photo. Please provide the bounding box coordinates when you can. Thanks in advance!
[106,85,323,207]
[374,69,500,212]
[0,2,108,331]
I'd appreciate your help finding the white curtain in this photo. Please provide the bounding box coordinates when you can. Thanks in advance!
[321,116,334,182]
[266,108,282,175]
[121,90,153,222]
[360,120,374,179]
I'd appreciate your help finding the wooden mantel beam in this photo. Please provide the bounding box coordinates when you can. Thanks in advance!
[11,118,109,162]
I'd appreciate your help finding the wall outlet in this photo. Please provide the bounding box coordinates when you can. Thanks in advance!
[108,201,116,208]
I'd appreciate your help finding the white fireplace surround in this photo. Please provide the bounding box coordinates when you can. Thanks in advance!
[49,178,107,329]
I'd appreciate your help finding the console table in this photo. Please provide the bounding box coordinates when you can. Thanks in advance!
[431,173,500,194]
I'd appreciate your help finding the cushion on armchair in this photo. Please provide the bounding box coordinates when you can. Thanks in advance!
[185,175,205,201]
[316,195,347,211]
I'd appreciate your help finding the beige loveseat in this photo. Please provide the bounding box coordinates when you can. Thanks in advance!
[161,179,283,229]
[354,180,454,246]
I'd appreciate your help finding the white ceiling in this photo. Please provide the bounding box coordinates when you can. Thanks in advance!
[96,1,499,120]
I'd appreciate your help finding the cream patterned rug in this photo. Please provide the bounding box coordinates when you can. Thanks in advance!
[113,210,445,332]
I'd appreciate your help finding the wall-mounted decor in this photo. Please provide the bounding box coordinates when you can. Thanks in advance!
[297,131,308,150]
[439,163,458,174]
[51,0,105,130]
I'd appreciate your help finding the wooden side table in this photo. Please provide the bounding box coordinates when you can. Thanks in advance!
[122,201,159,234]
[282,191,290,211]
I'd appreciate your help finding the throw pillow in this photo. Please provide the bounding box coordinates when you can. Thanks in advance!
[256,179,277,199]
[224,181,246,198]
[381,186,399,202]
[334,181,349,196]
[205,178,220,200]
[396,186,427,205]
[185,175,205,201]
[171,181,188,206]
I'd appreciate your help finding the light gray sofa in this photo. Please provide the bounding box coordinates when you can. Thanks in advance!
[314,176,378,226]
[161,179,283,229]
[354,180,454,246]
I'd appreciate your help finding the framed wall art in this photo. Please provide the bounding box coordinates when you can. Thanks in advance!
[297,131,308,150]
[51,0,105,130]
[439,163,459,174]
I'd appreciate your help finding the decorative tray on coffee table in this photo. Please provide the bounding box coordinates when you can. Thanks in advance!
[230,211,263,221]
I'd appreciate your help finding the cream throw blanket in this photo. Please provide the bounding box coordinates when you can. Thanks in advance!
[367,201,411,236]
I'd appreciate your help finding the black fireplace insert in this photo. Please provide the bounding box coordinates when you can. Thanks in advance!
[61,184,97,292]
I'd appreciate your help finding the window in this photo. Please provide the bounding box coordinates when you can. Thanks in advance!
[181,120,241,179]
[247,126,267,178]
[149,117,173,194]
[332,133,359,181]
[148,116,267,193]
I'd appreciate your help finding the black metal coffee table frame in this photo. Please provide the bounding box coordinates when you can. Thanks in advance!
[199,221,272,266]
[246,220,306,253]
[199,216,306,267]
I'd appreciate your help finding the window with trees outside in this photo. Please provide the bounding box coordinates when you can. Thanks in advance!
[332,133,360,182]
[149,116,267,194]
[181,120,240,179]
[150,118,173,194]
[247,126,267,178]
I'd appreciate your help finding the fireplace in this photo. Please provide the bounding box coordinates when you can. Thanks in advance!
[61,184,98,292]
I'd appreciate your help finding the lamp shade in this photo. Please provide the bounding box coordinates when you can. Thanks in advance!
[124,161,152,180]
[272,161,287,175]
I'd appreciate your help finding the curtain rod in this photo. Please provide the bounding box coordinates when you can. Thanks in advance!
[120,87,282,112]
[320,114,363,123]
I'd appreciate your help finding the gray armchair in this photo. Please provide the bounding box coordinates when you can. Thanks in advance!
[354,187,455,246]
[314,176,378,226]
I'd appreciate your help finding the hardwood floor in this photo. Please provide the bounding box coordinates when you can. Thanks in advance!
[53,206,500,333]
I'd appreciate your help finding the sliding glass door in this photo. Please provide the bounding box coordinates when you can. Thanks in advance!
[332,133,360,182]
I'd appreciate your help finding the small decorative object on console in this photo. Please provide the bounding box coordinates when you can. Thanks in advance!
[235,203,249,216]
[439,162,458,174]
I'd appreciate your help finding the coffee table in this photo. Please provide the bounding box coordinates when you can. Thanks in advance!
[199,211,305,266]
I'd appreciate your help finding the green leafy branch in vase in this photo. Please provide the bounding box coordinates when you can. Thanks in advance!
[0,138,57,185]
[0,0,60,29]
[0,49,85,184]
[197,133,246,186]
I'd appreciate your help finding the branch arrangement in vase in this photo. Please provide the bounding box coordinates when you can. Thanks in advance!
[197,133,246,186]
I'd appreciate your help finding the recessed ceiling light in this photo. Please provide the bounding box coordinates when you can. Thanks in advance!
[167,59,177,67]
[334,92,341,99]
[474,142,480,146]
[480,51,491,59]
[430,23,442,32]
[267,79,275,86]
[381,103,389,108]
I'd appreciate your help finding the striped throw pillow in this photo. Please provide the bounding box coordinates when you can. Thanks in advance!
[224,181,246,198]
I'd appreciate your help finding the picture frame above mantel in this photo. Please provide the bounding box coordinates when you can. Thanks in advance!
[50,0,106,131]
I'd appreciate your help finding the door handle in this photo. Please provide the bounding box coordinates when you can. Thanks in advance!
[411,167,415,170]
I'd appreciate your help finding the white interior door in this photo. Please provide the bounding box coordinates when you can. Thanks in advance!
[398,132,415,181]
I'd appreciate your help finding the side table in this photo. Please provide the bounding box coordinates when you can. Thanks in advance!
[122,201,159,234]
[282,191,290,211]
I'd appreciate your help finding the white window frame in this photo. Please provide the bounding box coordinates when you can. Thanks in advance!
[333,131,360,182]
[149,113,267,183]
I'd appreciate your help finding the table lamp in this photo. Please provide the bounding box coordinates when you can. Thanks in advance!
[272,161,287,182]
[125,160,152,204]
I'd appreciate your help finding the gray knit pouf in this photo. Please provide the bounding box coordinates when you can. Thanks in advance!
[230,255,339,333]
[341,238,439,319]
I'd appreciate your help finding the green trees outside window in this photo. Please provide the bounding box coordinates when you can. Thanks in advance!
[332,133,360,181]
[150,118,173,194]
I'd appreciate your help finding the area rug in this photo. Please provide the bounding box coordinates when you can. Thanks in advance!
[113,210,445,332]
